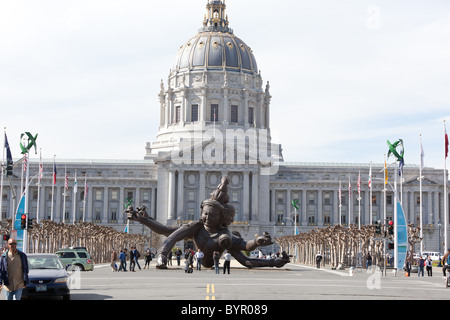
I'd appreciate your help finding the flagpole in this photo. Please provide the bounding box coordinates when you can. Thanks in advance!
[339,181,342,226]
[369,161,372,224]
[384,154,387,227]
[82,173,87,222]
[24,151,30,254]
[72,169,77,224]
[63,165,67,223]
[0,128,5,222]
[36,148,42,224]
[348,176,352,226]
[51,155,55,221]
[444,120,448,251]
[358,170,361,230]
[419,134,423,256]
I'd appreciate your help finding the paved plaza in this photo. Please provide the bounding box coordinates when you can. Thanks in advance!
[64,258,449,301]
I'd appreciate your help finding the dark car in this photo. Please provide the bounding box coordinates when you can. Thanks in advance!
[22,253,71,300]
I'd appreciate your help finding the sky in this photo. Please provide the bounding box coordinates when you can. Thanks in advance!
[1,0,450,170]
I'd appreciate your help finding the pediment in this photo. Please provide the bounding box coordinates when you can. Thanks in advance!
[404,176,438,186]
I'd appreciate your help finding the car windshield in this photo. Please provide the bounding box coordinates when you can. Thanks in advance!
[28,256,64,270]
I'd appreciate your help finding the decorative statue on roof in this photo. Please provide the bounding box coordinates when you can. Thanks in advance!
[126,175,290,269]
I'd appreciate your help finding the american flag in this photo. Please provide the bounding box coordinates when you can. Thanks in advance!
[357,171,361,196]
[23,153,27,173]
[64,167,68,190]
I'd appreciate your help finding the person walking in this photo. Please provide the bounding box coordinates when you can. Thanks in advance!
[118,249,127,272]
[417,256,425,277]
[167,250,173,266]
[223,250,231,274]
[426,256,433,277]
[0,238,29,300]
[133,247,141,270]
[366,252,372,270]
[175,248,183,266]
[315,252,323,269]
[144,249,152,269]
[129,246,136,272]
[194,249,204,271]
[213,251,220,274]
[405,257,412,277]
[110,248,118,272]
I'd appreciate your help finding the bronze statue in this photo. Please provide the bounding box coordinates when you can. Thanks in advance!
[126,175,290,269]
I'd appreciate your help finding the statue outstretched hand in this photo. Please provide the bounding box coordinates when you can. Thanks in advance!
[273,251,291,268]
[125,205,150,222]
[255,231,274,247]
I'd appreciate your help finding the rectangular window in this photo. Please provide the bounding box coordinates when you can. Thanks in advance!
[231,105,238,123]
[248,107,254,125]
[211,104,219,122]
[191,104,199,122]
[111,190,118,201]
[323,192,331,205]
[175,106,181,123]
[95,190,102,201]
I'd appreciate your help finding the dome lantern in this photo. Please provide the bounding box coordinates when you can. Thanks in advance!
[201,0,231,34]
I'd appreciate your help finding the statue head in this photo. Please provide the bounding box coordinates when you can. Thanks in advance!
[200,175,235,230]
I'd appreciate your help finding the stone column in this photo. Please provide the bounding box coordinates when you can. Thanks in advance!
[167,170,176,220]
[177,170,185,219]
[102,187,109,224]
[243,171,250,222]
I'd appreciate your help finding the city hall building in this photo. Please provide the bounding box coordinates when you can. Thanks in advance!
[1,1,448,252]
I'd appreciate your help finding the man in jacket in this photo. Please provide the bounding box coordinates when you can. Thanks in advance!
[0,238,29,300]
[442,248,450,278]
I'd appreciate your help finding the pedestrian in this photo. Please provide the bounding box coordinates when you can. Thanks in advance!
[129,246,136,271]
[111,248,118,272]
[315,252,323,269]
[133,246,141,270]
[223,250,231,274]
[213,251,220,274]
[405,258,411,277]
[188,250,194,271]
[144,249,152,269]
[426,256,433,277]
[194,249,204,271]
[0,238,29,300]
[175,248,183,266]
[118,249,127,272]
[417,256,424,277]
[167,250,173,266]
[366,252,372,270]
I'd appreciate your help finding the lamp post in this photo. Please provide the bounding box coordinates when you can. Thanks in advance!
[438,220,442,267]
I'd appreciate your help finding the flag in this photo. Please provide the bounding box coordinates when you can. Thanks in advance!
[23,153,27,173]
[339,181,342,206]
[384,160,388,185]
[357,171,361,196]
[445,122,449,159]
[368,163,372,189]
[52,160,57,185]
[73,172,78,193]
[64,167,68,190]
[39,150,43,181]
[4,132,12,162]
[420,137,425,168]
[84,177,88,201]
[348,178,352,199]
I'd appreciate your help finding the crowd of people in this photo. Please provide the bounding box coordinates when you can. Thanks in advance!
[108,247,233,274]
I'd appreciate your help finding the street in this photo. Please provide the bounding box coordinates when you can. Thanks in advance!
[64,259,449,301]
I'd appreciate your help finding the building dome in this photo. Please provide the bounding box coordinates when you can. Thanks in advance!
[173,0,258,75]
[174,32,258,75]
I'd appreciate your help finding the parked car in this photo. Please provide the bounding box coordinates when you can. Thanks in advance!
[22,253,70,300]
[55,248,94,271]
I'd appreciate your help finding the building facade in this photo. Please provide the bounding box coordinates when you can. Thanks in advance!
[1,0,449,252]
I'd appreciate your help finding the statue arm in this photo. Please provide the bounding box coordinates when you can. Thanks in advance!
[232,231,274,251]
[125,206,177,236]
[230,249,290,269]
